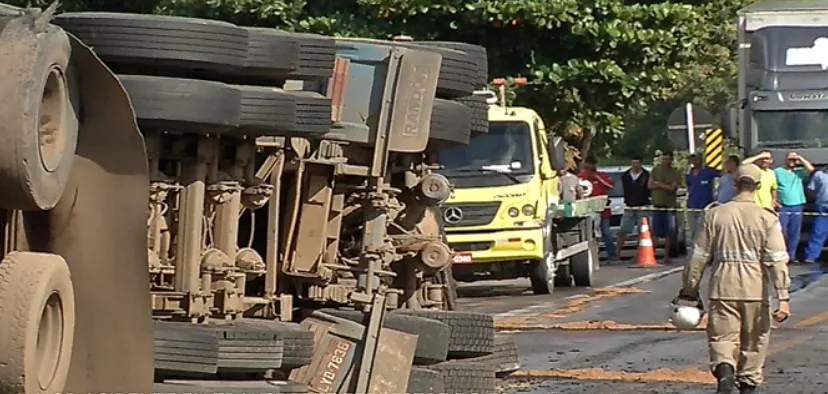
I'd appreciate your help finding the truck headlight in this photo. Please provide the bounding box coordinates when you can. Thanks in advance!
[521,204,535,216]
[508,207,520,217]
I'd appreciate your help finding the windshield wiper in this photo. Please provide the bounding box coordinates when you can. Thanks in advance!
[450,168,522,184]
[759,140,813,148]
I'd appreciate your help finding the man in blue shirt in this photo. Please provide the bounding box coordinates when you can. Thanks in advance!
[686,154,721,243]
[717,155,741,203]
[804,167,828,266]
[774,151,814,263]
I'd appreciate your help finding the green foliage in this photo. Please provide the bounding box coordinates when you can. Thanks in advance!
[19,0,748,161]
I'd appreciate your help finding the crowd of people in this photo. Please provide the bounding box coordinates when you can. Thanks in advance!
[561,150,826,266]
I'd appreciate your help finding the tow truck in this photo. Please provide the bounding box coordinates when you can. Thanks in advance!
[436,77,607,294]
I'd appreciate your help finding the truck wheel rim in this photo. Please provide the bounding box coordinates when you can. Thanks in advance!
[36,291,64,389]
[544,221,555,287]
[38,66,68,173]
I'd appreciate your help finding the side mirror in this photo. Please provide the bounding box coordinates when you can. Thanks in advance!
[720,107,737,139]
[548,135,567,171]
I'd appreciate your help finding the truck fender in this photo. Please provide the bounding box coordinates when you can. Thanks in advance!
[19,31,153,394]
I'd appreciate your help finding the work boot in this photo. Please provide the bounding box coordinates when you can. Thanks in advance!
[713,363,737,394]
[739,383,757,394]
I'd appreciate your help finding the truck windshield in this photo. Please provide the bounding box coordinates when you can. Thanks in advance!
[438,121,534,174]
[755,110,828,148]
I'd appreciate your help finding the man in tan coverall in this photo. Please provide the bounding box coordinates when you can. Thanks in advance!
[679,164,791,394]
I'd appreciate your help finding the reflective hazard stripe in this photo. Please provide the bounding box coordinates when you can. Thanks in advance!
[639,238,653,247]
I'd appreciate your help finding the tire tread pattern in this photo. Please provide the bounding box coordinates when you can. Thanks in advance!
[396,310,495,358]
[426,359,496,394]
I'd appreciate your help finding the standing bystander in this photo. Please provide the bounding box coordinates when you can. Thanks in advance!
[774,152,814,263]
[686,154,721,242]
[559,168,582,202]
[579,157,617,262]
[615,155,651,259]
[742,150,778,209]
[717,155,741,203]
[648,151,683,264]
[803,167,828,267]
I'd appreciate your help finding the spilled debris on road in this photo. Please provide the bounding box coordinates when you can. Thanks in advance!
[497,317,708,332]
[507,367,715,384]
[494,287,651,330]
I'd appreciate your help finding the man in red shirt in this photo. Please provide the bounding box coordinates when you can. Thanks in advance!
[579,156,617,261]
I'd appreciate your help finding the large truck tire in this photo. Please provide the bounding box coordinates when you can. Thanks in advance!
[455,95,489,136]
[414,41,488,86]
[426,359,496,394]
[238,86,331,136]
[395,310,494,358]
[0,22,78,211]
[345,39,477,98]
[0,252,76,394]
[244,29,335,81]
[155,380,309,394]
[228,319,315,370]
[53,12,247,72]
[469,333,520,377]
[318,308,450,365]
[429,99,471,146]
[212,322,285,373]
[118,75,241,133]
[153,321,220,375]
[572,240,598,287]
[407,367,446,393]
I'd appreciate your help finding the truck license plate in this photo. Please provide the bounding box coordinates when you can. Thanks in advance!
[452,252,473,264]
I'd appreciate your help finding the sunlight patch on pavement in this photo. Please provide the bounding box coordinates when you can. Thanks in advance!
[494,287,650,329]
[507,367,715,384]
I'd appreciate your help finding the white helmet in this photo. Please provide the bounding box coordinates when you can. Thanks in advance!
[669,299,704,330]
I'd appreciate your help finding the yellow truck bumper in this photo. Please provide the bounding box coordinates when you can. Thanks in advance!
[446,227,545,264]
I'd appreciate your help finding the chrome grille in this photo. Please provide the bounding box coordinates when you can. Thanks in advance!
[441,202,501,227]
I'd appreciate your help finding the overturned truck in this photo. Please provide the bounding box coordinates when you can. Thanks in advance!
[0,4,525,394]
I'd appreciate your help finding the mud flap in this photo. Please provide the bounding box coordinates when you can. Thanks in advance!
[386,48,440,153]
[23,34,152,393]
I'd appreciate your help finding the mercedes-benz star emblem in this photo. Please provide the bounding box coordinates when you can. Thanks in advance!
[444,207,463,224]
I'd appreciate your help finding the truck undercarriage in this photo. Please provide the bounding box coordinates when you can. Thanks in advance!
[0,4,525,394]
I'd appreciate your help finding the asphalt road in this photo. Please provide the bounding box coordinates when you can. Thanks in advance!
[458,255,828,393]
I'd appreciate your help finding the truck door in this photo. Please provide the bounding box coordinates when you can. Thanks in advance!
[533,117,557,214]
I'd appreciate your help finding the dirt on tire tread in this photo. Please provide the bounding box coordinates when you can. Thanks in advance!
[426,359,497,394]
[395,310,495,358]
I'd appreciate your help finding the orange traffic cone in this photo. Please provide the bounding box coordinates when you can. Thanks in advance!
[631,216,659,268]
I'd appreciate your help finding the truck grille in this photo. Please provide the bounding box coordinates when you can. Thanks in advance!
[450,241,494,252]
[441,202,501,228]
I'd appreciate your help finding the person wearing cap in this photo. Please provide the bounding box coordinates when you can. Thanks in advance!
[742,150,777,209]
[774,151,814,264]
[678,163,791,394]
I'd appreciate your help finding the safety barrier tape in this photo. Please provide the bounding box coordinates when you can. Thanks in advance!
[620,205,828,216]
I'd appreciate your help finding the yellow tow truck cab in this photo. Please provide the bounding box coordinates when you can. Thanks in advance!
[436,82,605,294]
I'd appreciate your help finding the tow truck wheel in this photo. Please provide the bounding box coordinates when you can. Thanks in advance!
[529,230,556,295]
[554,263,573,287]
[572,241,598,287]
[0,252,75,394]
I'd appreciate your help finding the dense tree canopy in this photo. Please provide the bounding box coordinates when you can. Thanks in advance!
[20,0,756,160]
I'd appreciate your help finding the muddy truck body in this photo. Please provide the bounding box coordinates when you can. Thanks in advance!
[0,5,516,394]
[725,0,828,254]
